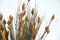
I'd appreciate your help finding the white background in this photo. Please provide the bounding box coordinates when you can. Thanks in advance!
[0,0,60,40]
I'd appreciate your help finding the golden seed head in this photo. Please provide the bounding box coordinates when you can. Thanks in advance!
[45,26,50,33]
[37,16,41,24]
[7,20,11,25]
[9,15,13,22]
[7,20,12,30]
[8,24,12,30]
[51,14,55,21]
[31,8,34,15]
[0,14,3,20]
[18,12,25,20]
[25,15,29,21]
[22,3,25,11]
